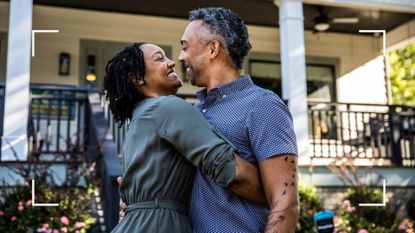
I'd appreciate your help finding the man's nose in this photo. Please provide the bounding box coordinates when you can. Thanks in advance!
[178,51,185,63]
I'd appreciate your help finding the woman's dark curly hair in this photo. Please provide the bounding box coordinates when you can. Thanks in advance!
[189,7,251,70]
[103,42,147,127]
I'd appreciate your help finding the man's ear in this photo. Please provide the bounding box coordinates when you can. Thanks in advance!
[209,40,221,59]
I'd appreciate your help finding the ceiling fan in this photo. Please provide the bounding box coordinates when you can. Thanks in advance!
[313,6,359,32]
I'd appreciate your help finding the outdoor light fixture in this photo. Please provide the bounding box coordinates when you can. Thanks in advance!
[313,10,330,32]
[85,55,96,82]
[59,52,70,76]
[314,22,330,32]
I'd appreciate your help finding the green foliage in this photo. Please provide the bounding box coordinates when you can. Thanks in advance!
[0,135,98,232]
[334,186,397,233]
[0,184,96,233]
[296,185,324,233]
[388,43,415,105]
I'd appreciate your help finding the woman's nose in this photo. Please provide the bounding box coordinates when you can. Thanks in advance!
[167,59,176,68]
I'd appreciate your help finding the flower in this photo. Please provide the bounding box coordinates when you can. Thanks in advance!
[11,216,17,221]
[43,223,49,229]
[52,230,59,233]
[60,227,68,233]
[60,216,69,225]
[18,201,24,212]
[342,200,351,209]
[358,229,369,233]
[0,210,4,216]
[74,221,86,229]
[26,199,33,206]
[346,206,356,213]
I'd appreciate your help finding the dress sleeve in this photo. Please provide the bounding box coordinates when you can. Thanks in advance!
[152,96,237,188]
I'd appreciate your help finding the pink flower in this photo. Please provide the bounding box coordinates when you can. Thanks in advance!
[75,231,80,233]
[0,210,4,216]
[11,216,17,221]
[18,202,24,212]
[36,228,45,233]
[398,219,408,230]
[60,216,69,226]
[346,206,356,212]
[342,200,351,209]
[74,221,86,229]
[358,229,369,233]
[26,199,32,206]
[52,230,59,233]
[60,227,68,233]
[42,223,49,229]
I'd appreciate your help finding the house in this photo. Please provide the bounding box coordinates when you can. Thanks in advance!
[0,0,414,231]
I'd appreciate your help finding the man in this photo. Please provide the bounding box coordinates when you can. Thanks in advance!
[179,7,299,232]
[120,7,299,232]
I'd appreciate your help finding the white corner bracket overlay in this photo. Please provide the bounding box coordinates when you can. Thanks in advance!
[31,30,59,57]
[31,179,59,207]
[358,30,387,58]
[358,179,387,207]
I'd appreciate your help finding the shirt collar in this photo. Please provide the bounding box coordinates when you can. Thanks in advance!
[196,75,253,101]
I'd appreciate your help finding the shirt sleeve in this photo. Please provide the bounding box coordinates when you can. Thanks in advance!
[152,96,237,188]
[246,94,298,161]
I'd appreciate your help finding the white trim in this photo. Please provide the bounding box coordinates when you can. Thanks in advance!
[303,0,415,13]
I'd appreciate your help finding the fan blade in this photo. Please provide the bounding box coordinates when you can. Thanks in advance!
[332,17,359,24]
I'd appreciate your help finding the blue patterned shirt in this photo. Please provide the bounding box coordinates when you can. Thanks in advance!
[189,75,298,233]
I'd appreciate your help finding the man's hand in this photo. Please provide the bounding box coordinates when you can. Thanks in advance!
[117,176,127,222]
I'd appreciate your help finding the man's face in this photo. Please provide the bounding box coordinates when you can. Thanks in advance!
[179,20,209,87]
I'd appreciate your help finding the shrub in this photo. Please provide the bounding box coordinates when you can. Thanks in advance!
[296,185,324,233]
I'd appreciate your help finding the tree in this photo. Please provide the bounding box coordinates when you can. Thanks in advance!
[388,43,415,105]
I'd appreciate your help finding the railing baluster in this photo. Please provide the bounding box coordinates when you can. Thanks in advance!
[66,100,72,152]
[56,98,62,154]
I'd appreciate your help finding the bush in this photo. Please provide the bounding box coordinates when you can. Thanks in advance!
[0,183,96,233]
[296,185,324,233]
[334,186,397,233]
[0,136,98,232]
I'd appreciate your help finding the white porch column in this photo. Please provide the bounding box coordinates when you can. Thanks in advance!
[275,0,310,160]
[1,0,33,160]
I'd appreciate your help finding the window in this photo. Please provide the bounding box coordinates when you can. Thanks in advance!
[249,60,336,102]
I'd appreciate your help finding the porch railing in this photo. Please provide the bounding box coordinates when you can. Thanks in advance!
[308,101,415,166]
[28,84,90,157]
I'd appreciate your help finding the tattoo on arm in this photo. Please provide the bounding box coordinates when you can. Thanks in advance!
[265,200,288,232]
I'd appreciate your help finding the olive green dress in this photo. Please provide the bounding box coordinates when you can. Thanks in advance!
[111,96,237,233]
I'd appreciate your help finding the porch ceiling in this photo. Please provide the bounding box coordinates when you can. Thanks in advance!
[9,0,415,34]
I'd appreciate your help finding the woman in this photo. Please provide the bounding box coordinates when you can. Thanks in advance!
[104,43,259,233]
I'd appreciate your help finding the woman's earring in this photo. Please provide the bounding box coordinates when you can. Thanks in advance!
[138,80,144,85]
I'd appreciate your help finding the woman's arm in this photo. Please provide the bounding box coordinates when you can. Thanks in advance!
[231,155,267,205]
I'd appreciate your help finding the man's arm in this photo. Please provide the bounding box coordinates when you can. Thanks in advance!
[260,154,299,233]
[230,155,267,205]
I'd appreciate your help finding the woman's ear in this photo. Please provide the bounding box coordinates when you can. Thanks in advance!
[130,74,145,85]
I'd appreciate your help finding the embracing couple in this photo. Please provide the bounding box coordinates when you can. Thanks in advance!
[103,7,299,233]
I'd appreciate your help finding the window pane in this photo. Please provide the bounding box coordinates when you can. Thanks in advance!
[249,60,335,102]
[306,65,335,101]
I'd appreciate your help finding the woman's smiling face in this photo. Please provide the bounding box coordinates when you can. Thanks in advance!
[138,43,183,96]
